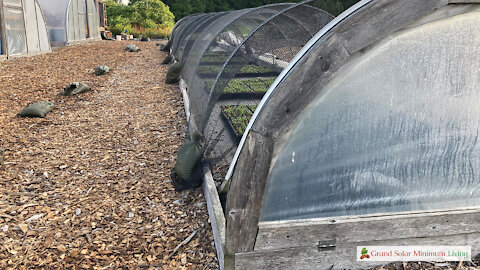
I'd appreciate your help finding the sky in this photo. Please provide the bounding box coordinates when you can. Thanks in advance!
[121,0,129,4]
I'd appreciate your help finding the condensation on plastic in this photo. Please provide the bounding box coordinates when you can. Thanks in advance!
[201,1,334,177]
[4,6,27,55]
[261,10,480,222]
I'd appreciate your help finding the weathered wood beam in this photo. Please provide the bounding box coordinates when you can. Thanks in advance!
[255,208,480,250]
[226,131,274,254]
[236,233,480,269]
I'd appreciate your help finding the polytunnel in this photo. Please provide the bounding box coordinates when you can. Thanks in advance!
[219,0,480,269]
[0,0,50,58]
[37,0,101,47]
[169,2,334,186]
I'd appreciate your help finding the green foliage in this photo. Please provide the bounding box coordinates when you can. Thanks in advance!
[163,0,361,21]
[105,0,174,36]
[131,0,175,29]
[222,105,258,135]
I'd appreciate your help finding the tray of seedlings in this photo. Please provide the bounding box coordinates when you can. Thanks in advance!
[199,53,245,66]
[205,77,275,100]
[197,64,279,78]
[221,104,258,140]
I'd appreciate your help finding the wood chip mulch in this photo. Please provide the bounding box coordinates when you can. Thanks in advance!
[0,41,219,269]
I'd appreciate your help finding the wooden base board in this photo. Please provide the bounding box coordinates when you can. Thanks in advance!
[234,233,480,270]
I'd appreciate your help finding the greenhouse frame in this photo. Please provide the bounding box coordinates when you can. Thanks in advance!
[0,0,51,58]
[37,0,101,47]
[169,0,480,269]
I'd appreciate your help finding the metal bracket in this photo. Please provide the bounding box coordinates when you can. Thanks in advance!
[318,240,336,252]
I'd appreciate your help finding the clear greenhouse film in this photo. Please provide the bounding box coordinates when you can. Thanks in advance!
[201,1,334,177]
[37,0,101,47]
[1,0,50,57]
[258,6,480,222]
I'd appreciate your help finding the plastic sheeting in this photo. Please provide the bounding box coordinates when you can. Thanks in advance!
[35,1,50,52]
[1,0,51,56]
[37,0,100,46]
[4,6,27,55]
[24,0,40,52]
[261,10,480,221]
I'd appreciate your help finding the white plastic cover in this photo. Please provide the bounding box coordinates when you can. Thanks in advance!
[24,0,40,53]
[261,10,480,221]
[4,6,27,55]
[37,0,70,44]
[37,0,99,46]
[35,1,50,52]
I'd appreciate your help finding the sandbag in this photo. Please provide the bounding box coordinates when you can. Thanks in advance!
[125,44,140,52]
[156,42,165,47]
[160,40,171,52]
[141,37,151,42]
[94,65,110,76]
[63,82,91,96]
[161,54,173,65]
[0,148,4,168]
[17,101,54,118]
[171,160,204,191]
[166,62,181,84]
[171,132,205,191]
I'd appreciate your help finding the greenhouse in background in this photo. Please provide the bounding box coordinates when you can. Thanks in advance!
[37,0,101,47]
[168,0,480,269]
[0,0,51,58]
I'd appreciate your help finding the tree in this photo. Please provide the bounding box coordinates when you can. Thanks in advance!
[131,0,175,29]
[105,0,175,36]
[148,0,362,21]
